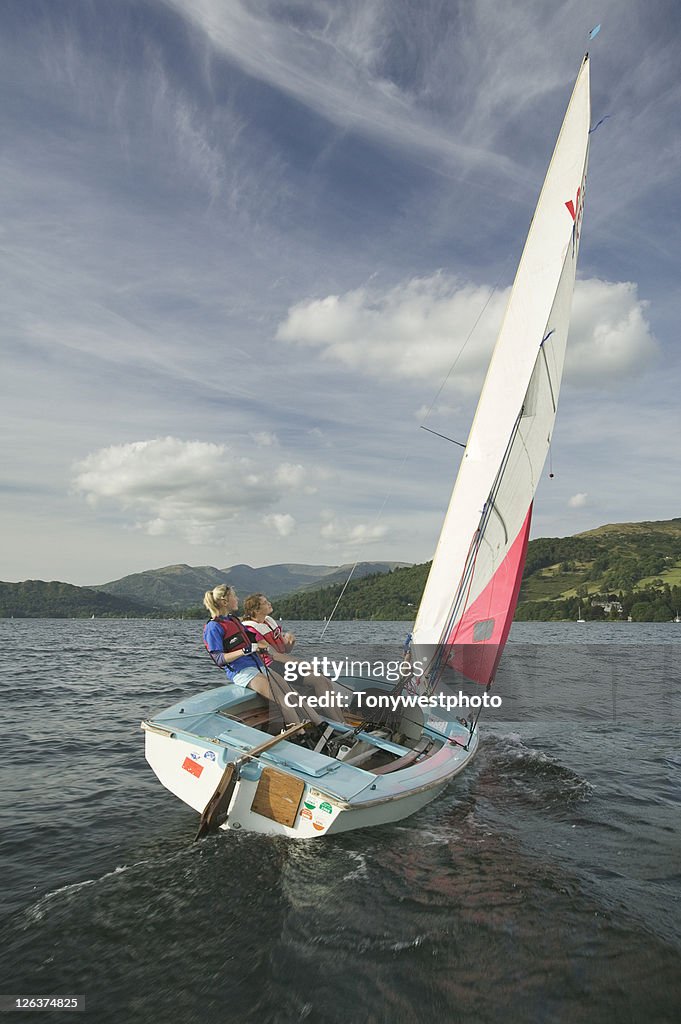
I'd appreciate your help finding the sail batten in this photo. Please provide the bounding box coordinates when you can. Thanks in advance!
[413,57,591,685]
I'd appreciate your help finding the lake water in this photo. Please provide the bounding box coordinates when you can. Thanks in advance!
[1,619,680,1023]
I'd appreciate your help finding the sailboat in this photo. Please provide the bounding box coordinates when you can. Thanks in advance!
[142,56,592,837]
[577,605,586,623]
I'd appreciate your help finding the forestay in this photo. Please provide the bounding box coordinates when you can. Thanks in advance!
[412,56,591,686]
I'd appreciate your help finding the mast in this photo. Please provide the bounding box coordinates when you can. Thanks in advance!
[412,56,591,686]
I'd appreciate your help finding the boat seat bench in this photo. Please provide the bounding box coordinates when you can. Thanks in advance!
[370,737,434,775]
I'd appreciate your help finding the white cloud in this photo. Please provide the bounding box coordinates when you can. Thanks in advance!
[251,431,279,447]
[320,512,388,545]
[415,400,459,421]
[262,512,295,537]
[274,463,306,488]
[308,427,328,444]
[277,274,505,393]
[568,493,588,508]
[565,280,658,383]
[277,273,657,394]
[73,437,305,544]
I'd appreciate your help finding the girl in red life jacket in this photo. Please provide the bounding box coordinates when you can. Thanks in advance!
[241,592,345,724]
[241,593,295,668]
[202,584,273,697]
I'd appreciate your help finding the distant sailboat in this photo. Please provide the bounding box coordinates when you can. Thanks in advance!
[674,612,681,623]
[577,605,586,623]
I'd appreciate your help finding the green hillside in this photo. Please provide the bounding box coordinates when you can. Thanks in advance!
[275,563,431,621]
[516,518,681,620]
[0,580,151,618]
[93,564,227,610]
[273,518,681,622]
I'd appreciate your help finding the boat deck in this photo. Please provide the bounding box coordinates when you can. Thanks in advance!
[145,679,476,807]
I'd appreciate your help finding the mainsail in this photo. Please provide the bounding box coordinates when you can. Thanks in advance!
[412,56,591,686]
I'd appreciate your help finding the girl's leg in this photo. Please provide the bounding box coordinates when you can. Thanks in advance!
[266,653,346,723]
[248,670,309,726]
[247,671,272,701]
[307,673,346,722]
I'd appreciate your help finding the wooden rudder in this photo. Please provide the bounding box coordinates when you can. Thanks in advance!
[251,767,305,828]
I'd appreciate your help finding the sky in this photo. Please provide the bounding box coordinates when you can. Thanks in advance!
[1,0,680,586]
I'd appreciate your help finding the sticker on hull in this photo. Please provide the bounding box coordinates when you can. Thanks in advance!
[182,757,204,778]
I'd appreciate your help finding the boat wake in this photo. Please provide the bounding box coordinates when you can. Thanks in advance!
[479,732,594,810]
[22,841,201,926]
[341,851,369,882]
[25,867,131,923]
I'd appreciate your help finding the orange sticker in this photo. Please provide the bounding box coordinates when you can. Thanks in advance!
[182,757,203,778]
[300,808,313,819]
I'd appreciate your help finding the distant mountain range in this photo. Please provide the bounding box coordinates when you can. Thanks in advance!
[0,561,409,618]
[91,560,410,610]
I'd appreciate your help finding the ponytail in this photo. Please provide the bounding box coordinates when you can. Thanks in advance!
[203,584,233,619]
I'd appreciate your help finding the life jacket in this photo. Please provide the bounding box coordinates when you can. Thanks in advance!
[240,615,287,653]
[204,615,255,655]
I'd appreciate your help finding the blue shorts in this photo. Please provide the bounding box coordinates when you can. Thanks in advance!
[230,664,262,688]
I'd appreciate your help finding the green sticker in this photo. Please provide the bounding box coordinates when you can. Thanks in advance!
[319,801,333,814]
[304,800,316,810]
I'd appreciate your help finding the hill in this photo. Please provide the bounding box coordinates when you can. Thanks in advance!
[0,580,152,618]
[93,561,408,610]
[515,517,681,620]
[273,518,681,622]
[93,564,225,611]
[275,563,430,621]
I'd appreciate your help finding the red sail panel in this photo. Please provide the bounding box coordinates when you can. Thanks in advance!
[446,504,533,685]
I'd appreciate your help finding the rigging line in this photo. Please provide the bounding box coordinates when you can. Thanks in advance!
[420,255,514,429]
[464,684,491,749]
[420,426,466,448]
[539,345,557,413]
[516,425,535,494]
[319,435,417,638]
[319,561,359,639]
[321,258,513,637]
[427,533,481,695]
[489,499,508,544]
[319,466,411,639]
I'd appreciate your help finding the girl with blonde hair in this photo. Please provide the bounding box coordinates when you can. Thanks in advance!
[202,584,272,698]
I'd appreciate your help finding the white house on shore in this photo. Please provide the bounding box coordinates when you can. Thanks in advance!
[591,600,623,615]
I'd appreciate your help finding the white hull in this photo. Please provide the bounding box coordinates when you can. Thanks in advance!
[143,682,479,839]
